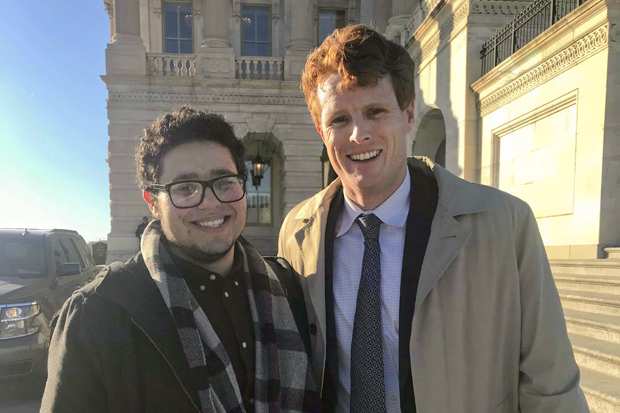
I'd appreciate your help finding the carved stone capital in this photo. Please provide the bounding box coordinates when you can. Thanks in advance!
[104,0,113,19]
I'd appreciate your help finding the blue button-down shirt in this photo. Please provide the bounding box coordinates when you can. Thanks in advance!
[333,168,410,413]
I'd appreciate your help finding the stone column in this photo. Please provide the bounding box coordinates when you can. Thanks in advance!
[288,0,314,51]
[105,0,146,75]
[112,0,142,43]
[196,0,235,79]
[285,0,315,80]
[201,0,231,48]
[386,0,415,44]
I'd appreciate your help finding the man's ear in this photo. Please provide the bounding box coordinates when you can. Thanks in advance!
[316,125,327,143]
[405,100,415,132]
[142,191,161,220]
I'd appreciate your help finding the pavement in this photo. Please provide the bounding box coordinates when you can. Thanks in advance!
[0,382,43,413]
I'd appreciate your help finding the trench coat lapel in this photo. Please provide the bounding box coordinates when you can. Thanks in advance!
[415,163,489,310]
[292,180,343,372]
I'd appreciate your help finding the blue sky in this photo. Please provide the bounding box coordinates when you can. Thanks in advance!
[0,1,111,242]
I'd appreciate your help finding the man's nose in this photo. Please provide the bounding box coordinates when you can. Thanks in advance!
[197,188,222,209]
[350,120,371,144]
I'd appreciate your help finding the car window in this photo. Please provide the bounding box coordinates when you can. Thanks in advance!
[0,238,46,278]
[59,239,84,269]
[73,238,94,268]
[53,239,70,273]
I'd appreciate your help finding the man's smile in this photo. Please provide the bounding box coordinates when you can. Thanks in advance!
[348,150,382,162]
[190,215,230,230]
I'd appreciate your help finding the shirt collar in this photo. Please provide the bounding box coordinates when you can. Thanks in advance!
[336,168,411,237]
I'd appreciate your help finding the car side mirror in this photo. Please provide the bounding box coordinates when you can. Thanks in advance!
[57,262,81,277]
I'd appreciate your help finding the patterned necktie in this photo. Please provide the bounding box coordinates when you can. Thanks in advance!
[350,213,387,413]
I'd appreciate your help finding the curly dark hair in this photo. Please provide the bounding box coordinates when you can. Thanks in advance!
[136,106,247,190]
[301,24,416,125]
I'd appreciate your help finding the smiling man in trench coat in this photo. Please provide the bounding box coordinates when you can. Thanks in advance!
[277,25,589,413]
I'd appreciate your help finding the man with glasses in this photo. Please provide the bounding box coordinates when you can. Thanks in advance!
[41,107,320,413]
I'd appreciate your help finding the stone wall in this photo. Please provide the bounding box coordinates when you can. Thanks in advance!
[472,0,616,258]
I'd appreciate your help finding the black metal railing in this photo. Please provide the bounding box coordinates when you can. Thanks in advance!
[480,0,588,76]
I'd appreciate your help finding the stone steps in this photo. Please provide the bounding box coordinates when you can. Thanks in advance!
[550,259,620,412]
[555,274,620,295]
[564,309,620,343]
[580,367,620,413]
[559,289,620,316]
[570,334,620,380]
[551,259,620,277]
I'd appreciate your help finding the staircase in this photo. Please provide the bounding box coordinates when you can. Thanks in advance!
[551,256,620,413]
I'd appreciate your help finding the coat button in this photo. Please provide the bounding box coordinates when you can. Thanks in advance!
[309,323,317,335]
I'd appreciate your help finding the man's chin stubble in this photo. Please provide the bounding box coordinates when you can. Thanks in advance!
[172,239,235,265]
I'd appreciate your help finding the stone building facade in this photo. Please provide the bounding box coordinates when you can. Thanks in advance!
[103,0,619,263]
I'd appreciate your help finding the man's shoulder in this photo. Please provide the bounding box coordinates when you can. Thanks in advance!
[73,253,148,312]
[282,181,342,226]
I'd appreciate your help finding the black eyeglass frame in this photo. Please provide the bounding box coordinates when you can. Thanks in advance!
[148,174,247,209]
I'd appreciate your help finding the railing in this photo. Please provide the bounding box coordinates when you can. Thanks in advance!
[235,57,284,80]
[481,0,589,76]
[147,54,196,77]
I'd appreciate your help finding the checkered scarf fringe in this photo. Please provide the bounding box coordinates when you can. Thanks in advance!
[141,221,320,413]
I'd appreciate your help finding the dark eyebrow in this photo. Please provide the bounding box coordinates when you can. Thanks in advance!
[211,168,237,177]
[172,172,200,181]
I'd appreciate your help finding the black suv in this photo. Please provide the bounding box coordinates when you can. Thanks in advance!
[0,229,102,382]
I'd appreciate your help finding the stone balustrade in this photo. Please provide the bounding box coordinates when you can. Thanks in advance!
[146,54,196,77]
[235,57,284,80]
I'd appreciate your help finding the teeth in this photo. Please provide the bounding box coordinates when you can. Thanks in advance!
[196,218,225,228]
[350,150,379,161]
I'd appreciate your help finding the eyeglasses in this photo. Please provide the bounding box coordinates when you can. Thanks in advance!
[149,175,247,209]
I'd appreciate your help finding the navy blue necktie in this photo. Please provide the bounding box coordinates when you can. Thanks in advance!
[350,213,386,413]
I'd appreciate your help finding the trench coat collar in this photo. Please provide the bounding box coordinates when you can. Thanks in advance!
[294,157,488,220]
[292,156,490,332]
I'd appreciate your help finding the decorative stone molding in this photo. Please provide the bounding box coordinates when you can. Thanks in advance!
[108,91,307,105]
[272,0,280,22]
[478,24,609,117]
[233,0,240,20]
[611,24,620,42]
[150,0,162,18]
[488,90,578,187]
[104,0,113,19]
[403,0,447,42]
[470,1,532,14]
[348,0,357,25]
[192,0,201,17]
[411,1,470,69]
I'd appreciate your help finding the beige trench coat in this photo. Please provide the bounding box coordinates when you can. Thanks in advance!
[278,158,589,413]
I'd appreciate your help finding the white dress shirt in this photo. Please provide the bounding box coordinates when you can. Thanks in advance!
[333,168,410,413]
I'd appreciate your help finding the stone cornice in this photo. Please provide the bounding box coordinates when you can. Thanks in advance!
[108,91,308,105]
[470,0,532,14]
[471,0,610,92]
[476,24,609,117]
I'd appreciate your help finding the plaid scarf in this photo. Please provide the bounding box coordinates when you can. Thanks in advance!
[141,221,320,413]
